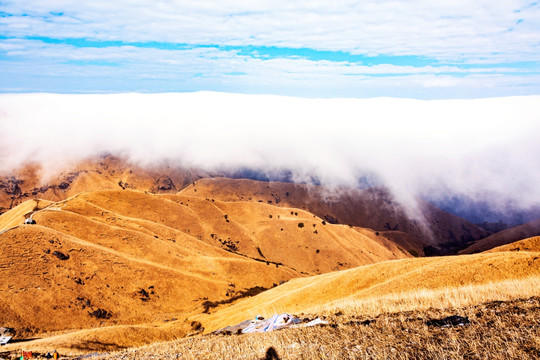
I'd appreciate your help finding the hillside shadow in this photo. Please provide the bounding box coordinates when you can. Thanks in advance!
[6,337,40,343]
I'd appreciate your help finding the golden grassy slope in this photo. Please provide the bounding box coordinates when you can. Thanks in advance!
[180,177,488,254]
[88,249,540,359]
[2,159,488,256]
[162,194,409,274]
[95,296,540,360]
[487,236,540,253]
[193,251,540,333]
[0,188,408,353]
[2,321,193,356]
[0,198,52,231]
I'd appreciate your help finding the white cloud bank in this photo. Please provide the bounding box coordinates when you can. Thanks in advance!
[1,92,539,213]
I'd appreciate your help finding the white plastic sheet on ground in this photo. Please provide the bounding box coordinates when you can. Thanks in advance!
[242,313,302,333]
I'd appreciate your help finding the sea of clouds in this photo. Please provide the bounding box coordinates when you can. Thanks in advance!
[1,92,539,221]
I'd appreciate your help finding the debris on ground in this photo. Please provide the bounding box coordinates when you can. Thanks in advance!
[0,327,14,345]
[212,319,253,335]
[242,313,302,333]
[302,318,329,327]
[212,314,334,335]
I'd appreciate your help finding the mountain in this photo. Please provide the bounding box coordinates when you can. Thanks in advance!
[0,188,407,344]
[0,154,207,215]
[459,218,540,254]
[2,158,490,257]
[426,194,540,226]
[1,160,539,356]
[180,178,489,255]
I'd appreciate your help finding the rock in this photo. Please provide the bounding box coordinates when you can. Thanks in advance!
[323,215,339,224]
[426,315,470,327]
[52,251,70,260]
[154,176,177,192]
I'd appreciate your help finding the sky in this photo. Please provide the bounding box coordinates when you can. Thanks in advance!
[1,0,540,97]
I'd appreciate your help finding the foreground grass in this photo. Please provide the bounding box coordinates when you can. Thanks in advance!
[307,275,540,318]
[93,296,540,360]
[193,252,540,333]
[3,276,538,359]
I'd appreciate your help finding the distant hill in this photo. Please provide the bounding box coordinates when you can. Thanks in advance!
[2,158,490,256]
[181,178,489,255]
[460,218,540,254]
[427,194,540,227]
[487,236,540,253]
[0,154,208,215]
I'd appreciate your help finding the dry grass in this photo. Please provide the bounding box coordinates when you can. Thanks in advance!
[180,177,489,253]
[194,251,540,333]
[0,188,407,352]
[0,321,192,357]
[487,236,540,253]
[89,295,540,360]
[0,199,52,231]
[308,275,540,317]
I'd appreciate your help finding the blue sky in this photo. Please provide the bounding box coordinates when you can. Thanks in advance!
[1,1,540,98]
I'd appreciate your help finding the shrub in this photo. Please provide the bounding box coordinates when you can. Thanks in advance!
[408,249,419,257]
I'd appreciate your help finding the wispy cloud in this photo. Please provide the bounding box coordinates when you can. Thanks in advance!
[1,37,539,97]
[0,1,539,96]
[1,1,539,62]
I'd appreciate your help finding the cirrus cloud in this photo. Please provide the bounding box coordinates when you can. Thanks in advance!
[0,1,539,96]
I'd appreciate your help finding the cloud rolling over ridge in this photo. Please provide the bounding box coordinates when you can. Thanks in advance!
[0,92,539,219]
